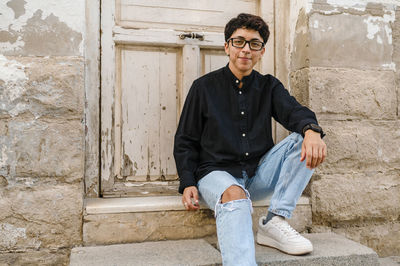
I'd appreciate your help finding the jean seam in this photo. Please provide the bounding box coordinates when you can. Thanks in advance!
[268,138,297,217]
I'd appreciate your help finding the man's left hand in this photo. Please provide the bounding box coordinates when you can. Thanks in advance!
[300,130,327,169]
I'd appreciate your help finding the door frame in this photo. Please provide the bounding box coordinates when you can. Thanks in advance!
[84,0,293,198]
[84,0,101,197]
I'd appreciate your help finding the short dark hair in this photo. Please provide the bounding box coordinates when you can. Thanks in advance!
[224,13,270,44]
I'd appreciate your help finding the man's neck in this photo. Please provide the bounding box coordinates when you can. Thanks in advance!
[228,63,252,81]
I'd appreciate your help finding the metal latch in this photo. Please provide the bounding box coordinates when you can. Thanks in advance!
[179,32,204,41]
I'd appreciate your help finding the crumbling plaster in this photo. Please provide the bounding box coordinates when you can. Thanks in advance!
[287,0,400,257]
[290,0,397,71]
[0,1,86,263]
[0,0,84,56]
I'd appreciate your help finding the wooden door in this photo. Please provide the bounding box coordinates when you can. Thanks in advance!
[101,0,275,197]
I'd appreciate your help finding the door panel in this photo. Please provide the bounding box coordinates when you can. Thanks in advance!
[101,0,275,196]
[201,49,228,75]
[117,0,257,31]
[120,47,179,182]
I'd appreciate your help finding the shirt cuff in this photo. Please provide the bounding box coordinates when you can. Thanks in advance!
[178,171,197,194]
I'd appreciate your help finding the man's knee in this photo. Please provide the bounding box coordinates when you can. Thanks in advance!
[221,185,247,203]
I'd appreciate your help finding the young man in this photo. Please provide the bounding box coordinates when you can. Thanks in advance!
[174,13,326,265]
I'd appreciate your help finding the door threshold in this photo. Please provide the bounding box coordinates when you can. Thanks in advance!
[85,195,310,215]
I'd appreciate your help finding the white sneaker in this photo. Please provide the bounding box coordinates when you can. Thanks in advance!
[256,216,313,255]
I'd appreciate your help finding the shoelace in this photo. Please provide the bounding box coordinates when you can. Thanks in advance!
[272,219,300,237]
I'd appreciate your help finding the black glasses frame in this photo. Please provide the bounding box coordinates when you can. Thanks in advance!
[227,38,265,51]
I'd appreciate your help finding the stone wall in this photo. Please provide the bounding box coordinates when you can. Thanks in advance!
[290,0,400,257]
[0,1,85,265]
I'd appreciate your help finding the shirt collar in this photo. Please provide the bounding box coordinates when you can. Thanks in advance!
[223,64,255,89]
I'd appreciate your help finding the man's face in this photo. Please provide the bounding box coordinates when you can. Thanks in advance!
[224,28,265,78]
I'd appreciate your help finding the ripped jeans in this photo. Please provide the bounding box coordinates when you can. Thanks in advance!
[198,133,314,266]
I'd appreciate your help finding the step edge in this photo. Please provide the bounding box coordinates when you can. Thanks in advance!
[85,195,310,214]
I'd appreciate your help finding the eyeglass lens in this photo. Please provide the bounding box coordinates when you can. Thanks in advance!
[230,38,264,50]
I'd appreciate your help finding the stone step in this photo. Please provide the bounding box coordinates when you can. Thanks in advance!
[83,195,311,245]
[70,233,379,266]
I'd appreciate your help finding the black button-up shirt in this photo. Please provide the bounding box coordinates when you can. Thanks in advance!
[174,65,318,193]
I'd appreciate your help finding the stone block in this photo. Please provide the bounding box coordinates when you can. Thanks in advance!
[0,56,84,119]
[83,204,311,246]
[308,12,394,70]
[289,68,310,106]
[71,239,222,266]
[0,119,84,181]
[311,222,400,257]
[256,233,379,266]
[290,8,309,71]
[83,210,216,245]
[311,173,400,224]
[291,68,397,120]
[0,183,83,251]
[316,120,400,174]
[0,249,69,266]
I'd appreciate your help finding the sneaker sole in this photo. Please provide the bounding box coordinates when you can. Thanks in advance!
[256,232,313,255]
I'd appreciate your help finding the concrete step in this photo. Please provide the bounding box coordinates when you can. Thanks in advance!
[70,233,379,266]
[379,256,400,266]
[83,195,311,245]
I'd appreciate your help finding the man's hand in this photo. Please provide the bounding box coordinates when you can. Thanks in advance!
[182,186,199,211]
[300,130,327,169]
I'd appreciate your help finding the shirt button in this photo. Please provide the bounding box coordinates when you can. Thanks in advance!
[236,80,239,84]
[241,111,245,115]
[245,152,249,156]
[239,91,242,94]
[242,133,246,137]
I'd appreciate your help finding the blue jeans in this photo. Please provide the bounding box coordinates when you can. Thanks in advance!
[198,133,314,266]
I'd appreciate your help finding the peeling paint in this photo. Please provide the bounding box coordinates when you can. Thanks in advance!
[313,20,319,29]
[0,0,84,55]
[326,0,367,12]
[0,144,9,170]
[7,0,26,19]
[382,62,396,70]
[311,0,398,16]
[0,54,27,84]
[363,10,395,44]
[122,154,134,177]
[0,223,26,248]
[325,0,399,8]
[364,17,381,39]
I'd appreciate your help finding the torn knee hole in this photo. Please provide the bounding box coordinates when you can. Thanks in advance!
[221,185,247,203]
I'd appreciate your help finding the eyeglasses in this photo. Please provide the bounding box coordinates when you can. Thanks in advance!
[227,38,265,51]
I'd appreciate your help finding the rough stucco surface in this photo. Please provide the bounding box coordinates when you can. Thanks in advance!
[0,0,85,264]
[0,57,84,184]
[288,1,400,257]
[311,173,400,223]
[318,120,400,174]
[0,56,84,120]
[394,6,400,118]
[0,249,70,266]
[0,0,84,56]
[0,183,83,250]
[312,222,400,257]
[308,12,394,70]
[308,68,396,119]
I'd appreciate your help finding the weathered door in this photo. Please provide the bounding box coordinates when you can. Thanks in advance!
[101,0,275,197]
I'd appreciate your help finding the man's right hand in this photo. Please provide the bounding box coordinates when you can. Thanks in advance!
[182,186,199,211]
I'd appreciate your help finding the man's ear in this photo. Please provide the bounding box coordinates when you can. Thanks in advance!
[224,42,230,56]
[260,46,266,56]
